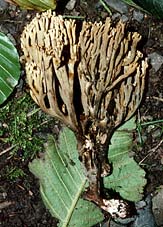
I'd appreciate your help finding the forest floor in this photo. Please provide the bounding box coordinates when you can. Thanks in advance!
[0,0,163,226]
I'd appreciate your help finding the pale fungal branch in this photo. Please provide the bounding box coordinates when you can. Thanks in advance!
[21,11,79,132]
[21,10,148,218]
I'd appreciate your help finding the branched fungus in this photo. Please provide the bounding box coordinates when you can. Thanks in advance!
[21,11,148,218]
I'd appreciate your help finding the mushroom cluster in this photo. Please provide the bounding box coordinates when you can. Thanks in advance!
[21,10,148,218]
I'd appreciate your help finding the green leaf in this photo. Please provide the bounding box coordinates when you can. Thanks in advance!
[8,0,56,11]
[0,32,20,104]
[122,0,163,18]
[29,129,104,227]
[29,118,146,226]
[104,117,147,202]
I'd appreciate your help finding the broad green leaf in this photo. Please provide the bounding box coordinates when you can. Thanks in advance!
[29,129,104,227]
[0,32,20,105]
[122,0,163,18]
[29,117,146,226]
[105,117,147,202]
[6,0,56,11]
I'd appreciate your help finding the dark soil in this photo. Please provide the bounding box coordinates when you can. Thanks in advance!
[0,0,163,226]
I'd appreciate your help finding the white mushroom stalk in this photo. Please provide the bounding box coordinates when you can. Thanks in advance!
[21,10,148,218]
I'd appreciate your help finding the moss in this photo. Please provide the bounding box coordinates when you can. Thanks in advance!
[5,166,26,180]
[0,92,54,160]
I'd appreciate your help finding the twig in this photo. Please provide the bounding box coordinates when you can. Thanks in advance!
[27,107,40,117]
[0,19,23,23]
[139,139,163,165]
[0,144,17,157]
[0,201,13,210]
[152,96,163,103]
[63,15,85,20]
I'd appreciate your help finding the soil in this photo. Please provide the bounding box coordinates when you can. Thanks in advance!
[0,0,163,226]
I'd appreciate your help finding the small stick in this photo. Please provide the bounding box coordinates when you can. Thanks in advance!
[152,96,163,103]
[139,139,163,165]
[0,144,17,157]
[0,201,13,210]
[27,107,40,117]
[63,15,85,20]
